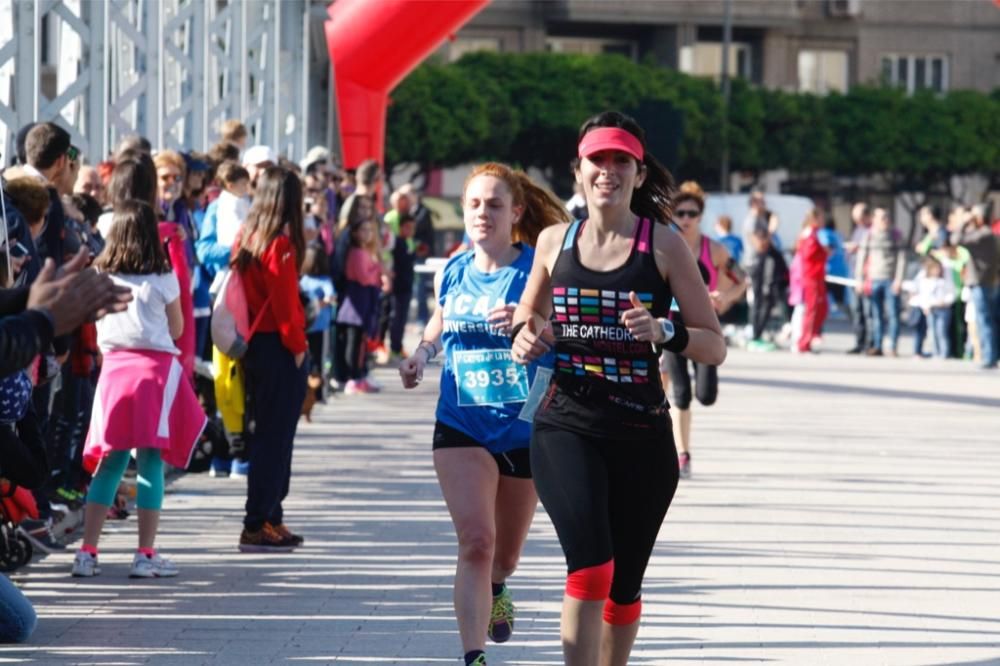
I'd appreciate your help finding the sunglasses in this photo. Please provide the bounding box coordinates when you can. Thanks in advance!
[66,146,80,162]
[674,209,701,219]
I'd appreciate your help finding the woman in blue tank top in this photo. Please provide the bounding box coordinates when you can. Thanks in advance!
[398,163,567,666]
[511,112,727,666]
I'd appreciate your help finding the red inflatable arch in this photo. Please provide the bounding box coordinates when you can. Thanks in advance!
[324,0,490,169]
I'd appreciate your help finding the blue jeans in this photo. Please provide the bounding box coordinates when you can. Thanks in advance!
[869,280,900,352]
[929,307,952,358]
[911,308,927,356]
[0,574,36,643]
[970,285,998,366]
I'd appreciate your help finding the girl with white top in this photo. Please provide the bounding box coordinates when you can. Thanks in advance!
[72,200,206,579]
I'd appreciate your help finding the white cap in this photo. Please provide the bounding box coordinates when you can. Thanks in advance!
[300,145,330,172]
[242,145,276,167]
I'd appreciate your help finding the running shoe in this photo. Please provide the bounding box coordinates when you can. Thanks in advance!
[488,586,515,643]
[238,524,296,553]
[678,452,692,480]
[209,457,232,478]
[230,459,250,479]
[71,550,100,577]
[129,552,179,578]
[267,522,304,547]
[468,655,487,666]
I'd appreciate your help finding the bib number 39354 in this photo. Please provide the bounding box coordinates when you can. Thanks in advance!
[453,349,529,406]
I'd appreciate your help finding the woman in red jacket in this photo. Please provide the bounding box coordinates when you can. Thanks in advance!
[231,167,309,552]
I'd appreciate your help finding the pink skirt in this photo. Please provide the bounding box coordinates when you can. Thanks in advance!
[83,349,207,473]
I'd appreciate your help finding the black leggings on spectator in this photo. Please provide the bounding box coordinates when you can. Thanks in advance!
[243,333,306,531]
[333,324,366,382]
[531,425,679,604]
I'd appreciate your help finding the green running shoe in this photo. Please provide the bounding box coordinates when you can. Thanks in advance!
[468,654,487,665]
[487,586,514,643]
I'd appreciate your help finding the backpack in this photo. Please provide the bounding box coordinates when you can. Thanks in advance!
[210,268,271,359]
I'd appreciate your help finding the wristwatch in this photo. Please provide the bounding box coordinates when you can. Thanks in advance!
[658,317,675,344]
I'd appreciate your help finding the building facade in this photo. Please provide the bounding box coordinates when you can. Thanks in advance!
[448,0,1000,95]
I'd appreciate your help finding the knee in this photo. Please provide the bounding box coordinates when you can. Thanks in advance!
[697,388,717,407]
[492,552,520,580]
[672,384,692,410]
[457,528,495,565]
[0,598,36,643]
[565,559,614,601]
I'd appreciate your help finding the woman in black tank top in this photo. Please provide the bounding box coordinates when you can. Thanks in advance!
[510,111,726,666]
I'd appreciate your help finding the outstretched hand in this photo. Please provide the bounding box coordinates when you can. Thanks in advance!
[28,249,132,335]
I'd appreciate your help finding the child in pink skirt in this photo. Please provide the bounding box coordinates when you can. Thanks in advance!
[72,200,206,578]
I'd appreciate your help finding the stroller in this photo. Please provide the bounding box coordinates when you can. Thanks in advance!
[1,481,38,572]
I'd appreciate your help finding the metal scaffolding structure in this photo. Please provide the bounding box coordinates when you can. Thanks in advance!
[0,0,329,165]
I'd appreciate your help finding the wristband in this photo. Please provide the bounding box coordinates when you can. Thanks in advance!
[661,320,689,354]
[417,339,439,361]
[509,321,526,342]
[657,318,674,345]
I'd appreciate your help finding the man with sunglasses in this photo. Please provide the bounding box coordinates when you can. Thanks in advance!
[21,123,77,269]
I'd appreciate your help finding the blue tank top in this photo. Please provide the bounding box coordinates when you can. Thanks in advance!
[435,245,552,453]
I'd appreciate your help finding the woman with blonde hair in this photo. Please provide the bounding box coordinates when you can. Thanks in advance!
[399,162,567,666]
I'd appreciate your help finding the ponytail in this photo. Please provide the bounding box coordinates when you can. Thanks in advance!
[578,111,675,224]
[463,163,569,248]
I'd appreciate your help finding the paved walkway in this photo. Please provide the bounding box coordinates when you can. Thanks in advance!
[4,330,1000,665]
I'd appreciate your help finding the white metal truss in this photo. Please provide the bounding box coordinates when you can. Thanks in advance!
[0,0,318,166]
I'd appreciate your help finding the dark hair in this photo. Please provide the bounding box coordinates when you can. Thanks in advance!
[94,200,171,275]
[302,243,329,277]
[15,122,37,165]
[356,159,380,187]
[577,111,675,223]
[25,122,71,170]
[71,193,103,225]
[107,154,157,208]
[217,161,250,186]
[233,166,305,273]
[209,141,241,165]
[113,134,152,159]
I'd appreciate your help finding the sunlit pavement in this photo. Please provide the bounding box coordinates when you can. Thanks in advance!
[5,324,1000,665]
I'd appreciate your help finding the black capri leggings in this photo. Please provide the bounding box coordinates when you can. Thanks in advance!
[531,425,679,604]
[662,351,718,410]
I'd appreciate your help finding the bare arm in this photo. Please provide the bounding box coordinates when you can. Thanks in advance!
[711,240,748,313]
[511,224,564,364]
[657,228,727,366]
[398,270,445,388]
[165,297,183,340]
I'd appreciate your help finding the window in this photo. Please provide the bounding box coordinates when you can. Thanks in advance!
[679,42,752,81]
[880,54,948,93]
[545,37,637,60]
[798,49,848,94]
[448,37,501,62]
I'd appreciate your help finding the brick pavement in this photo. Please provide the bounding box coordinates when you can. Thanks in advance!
[4,330,999,665]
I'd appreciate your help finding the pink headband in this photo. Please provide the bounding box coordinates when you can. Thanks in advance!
[577,128,644,161]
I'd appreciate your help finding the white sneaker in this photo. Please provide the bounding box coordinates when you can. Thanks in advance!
[71,550,100,577]
[129,552,179,578]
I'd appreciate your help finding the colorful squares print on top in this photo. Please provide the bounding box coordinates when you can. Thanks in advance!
[555,353,650,384]
[553,288,653,324]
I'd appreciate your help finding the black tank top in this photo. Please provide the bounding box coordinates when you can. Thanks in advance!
[535,217,673,437]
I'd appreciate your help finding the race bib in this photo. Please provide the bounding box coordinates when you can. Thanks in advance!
[453,349,529,406]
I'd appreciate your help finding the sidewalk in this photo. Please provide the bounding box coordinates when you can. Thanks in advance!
[4,335,999,665]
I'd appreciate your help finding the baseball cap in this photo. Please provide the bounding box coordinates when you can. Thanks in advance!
[577,127,644,161]
[300,145,330,173]
[183,152,211,173]
[242,145,276,167]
